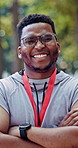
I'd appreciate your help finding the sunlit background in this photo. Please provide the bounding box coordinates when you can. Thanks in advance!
[0,0,78,78]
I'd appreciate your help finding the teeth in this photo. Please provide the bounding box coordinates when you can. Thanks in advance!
[34,54,47,58]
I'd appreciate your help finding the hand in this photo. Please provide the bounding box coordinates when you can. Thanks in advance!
[8,126,20,137]
[59,108,78,127]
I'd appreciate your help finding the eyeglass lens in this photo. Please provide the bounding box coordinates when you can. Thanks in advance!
[22,34,56,48]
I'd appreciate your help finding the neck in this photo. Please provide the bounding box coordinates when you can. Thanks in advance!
[24,66,56,79]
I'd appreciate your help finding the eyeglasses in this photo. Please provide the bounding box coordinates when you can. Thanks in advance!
[21,33,56,48]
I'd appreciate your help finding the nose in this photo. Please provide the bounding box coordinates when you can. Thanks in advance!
[34,40,45,49]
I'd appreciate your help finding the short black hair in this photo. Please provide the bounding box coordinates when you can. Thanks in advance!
[17,14,56,45]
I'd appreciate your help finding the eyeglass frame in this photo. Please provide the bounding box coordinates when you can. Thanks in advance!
[21,33,57,48]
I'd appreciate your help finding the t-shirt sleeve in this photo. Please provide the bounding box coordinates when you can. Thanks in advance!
[0,81,9,113]
[71,82,78,107]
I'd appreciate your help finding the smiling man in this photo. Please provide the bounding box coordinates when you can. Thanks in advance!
[18,21,60,78]
[0,14,78,148]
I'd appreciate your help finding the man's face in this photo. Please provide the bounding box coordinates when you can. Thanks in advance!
[18,23,60,73]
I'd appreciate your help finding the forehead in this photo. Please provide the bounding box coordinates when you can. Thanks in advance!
[21,23,53,38]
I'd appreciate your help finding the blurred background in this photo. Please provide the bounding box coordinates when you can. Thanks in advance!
[0,0,78,78]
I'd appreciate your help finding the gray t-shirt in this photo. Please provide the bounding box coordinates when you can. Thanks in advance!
[0,71,78,127]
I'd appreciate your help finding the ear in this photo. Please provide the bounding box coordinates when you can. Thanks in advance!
[56,42,60,54]
[18,46,22,59]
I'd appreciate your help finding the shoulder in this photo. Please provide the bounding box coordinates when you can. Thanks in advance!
[56,71,78,94]
[0,72,22,94]
[56,71,78,85]
[55,71,78,107]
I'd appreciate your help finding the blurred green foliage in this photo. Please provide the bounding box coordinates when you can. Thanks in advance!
[0,0,78,77]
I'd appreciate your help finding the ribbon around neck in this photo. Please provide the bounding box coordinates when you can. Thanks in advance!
[22,69,56,127]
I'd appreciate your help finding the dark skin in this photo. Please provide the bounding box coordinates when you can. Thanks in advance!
[18,22,60,79]
[0,22,78,148]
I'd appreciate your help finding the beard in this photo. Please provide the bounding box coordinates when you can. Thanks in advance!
[32,61,56,73]
[24,47,59,73]
[25,58,57,73]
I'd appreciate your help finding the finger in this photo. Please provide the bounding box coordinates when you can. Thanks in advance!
[63,108,78,121]
[67,116,78,126]
[59,110,78,126]
[63,111,78,126]
[73,121,78,126]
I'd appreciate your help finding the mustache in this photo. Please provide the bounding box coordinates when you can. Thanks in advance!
[24,47,59,73]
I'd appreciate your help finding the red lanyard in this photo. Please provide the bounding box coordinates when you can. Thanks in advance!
[22,69,56,127]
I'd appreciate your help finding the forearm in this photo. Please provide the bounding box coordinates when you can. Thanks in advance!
[0,132,44,148]
[27,126,78,148]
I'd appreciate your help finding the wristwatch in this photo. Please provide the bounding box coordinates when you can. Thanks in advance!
[19,123,31,140]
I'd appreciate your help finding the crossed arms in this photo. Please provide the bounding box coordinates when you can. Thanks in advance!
[0,101,78,148]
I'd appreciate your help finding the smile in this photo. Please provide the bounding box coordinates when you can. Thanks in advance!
[33,54,48,58]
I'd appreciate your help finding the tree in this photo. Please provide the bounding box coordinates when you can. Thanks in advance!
[0,38,5,78]
[0,0,78,78]
[11,0,22,73]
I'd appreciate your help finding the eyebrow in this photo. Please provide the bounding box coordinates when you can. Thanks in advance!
[21,33,56,40]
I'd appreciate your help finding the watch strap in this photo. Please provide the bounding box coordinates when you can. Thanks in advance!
[19,123,31,140]
[20,128,27,140]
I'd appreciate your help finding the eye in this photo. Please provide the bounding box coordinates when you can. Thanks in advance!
[24,39,35,45]
[23,37,36,46]
[42,34,53,42]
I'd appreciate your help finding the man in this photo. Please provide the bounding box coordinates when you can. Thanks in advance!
[0,14,78,148]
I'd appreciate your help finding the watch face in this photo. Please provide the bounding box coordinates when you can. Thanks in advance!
[19,123,31,130]
[20,125,27,128]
